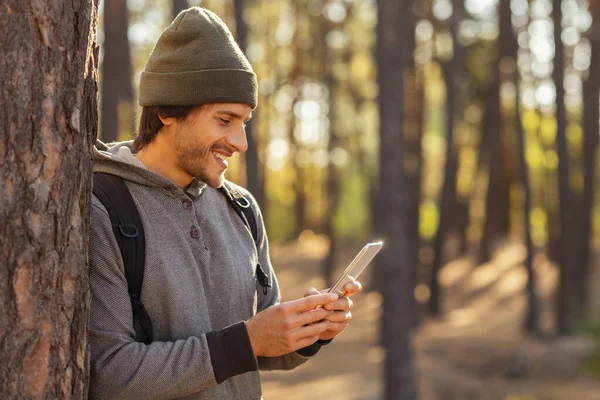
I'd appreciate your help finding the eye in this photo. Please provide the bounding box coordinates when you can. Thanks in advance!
[218,118,231,125]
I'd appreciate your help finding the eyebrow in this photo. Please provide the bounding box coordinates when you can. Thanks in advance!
[215,110,253,121]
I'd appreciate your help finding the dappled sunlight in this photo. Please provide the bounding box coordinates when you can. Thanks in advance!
[263,372,381,400]
[262,239,600,399]
[439,257,475,287]
[496,268,527,296]
[468,262,502,290]
[492,243,527,268]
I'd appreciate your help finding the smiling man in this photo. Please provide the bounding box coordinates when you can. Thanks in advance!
[89,7,361,400]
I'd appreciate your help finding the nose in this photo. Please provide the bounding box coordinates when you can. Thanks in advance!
[227,124,248,153]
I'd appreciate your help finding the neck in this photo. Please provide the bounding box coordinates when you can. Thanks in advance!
[136,136,193,188]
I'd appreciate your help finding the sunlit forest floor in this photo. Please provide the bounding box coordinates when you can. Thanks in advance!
[260,235,600,400]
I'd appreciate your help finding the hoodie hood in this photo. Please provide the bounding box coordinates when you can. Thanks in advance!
[93,140,207,196]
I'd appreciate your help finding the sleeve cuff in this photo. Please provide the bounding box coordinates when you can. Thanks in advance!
[295,338,333,357]
[317,338,333,345]
[206,321,258,384]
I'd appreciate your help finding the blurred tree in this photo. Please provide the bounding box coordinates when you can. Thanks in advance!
[376,0,418,397]
[554,0,578,334]
[0,0,99,396]
[101,0,134,142]
[506,0,539,335]
[578,0,600,315]
[403,0,423,326]
[443,0,470,258]
[322,9,341,287]
[289,0,307,237]
[233,0,263,206]
[429,0,463,316]
[479,0,513,263]
[515,72,539,334]
[172,0,188,18]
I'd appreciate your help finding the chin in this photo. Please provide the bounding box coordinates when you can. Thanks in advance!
[205,173,225,189]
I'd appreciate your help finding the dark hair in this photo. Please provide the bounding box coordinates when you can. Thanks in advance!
[133,105,201,152]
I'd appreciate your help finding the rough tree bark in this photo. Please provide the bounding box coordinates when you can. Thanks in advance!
[0,0,99,398]
[101,0,133,142]
[376,0,418,398]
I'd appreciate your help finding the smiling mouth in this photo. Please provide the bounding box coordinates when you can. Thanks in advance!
[212,152,229,161]
[212,151,231,169]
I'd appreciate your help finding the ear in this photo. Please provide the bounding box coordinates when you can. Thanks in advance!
[158,115,176,126]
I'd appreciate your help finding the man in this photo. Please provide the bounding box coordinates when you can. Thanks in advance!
[89,7,361,399]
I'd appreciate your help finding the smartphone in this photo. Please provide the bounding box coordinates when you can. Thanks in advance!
[328,241,383,296]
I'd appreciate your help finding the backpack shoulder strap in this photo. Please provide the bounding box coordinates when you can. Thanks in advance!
[218,181,258,243]
[218,181,271,294]
[92,172,153,344]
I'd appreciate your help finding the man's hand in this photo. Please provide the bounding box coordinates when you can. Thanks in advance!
[305,280,362,341]
[245,293,338,357]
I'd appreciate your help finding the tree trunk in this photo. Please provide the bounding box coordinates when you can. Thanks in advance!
[553,0,577,334]
[404,0,423,326]
[504,0,539,335]
[233,0,262,207]
[515,75,540,334]
[322,8,344,286]
[376,0,418,398]
[289,0,306,238]
[323,77,339,286]
[577,0,600,318]
[479,0,513,263]
[429,0,462,316]
[0,1,99,398]
[101,0,133,142]
[172,0,188,18]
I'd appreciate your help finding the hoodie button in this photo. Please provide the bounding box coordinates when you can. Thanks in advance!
[190,226,200,239]
[182,199,193,210]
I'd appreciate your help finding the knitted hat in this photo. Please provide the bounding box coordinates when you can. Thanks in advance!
[139,7,257,109]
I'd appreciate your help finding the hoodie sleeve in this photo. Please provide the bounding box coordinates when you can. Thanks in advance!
[245,190,327,371]
[88,195,258,400]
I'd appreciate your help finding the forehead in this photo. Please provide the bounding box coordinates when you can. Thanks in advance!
[203,103,253,119]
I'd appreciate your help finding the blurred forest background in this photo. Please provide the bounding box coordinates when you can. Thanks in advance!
[98,0,600,398]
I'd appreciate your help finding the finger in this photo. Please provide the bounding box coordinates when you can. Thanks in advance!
[291,307,333,327]
[325,311,352,323]
[324,297,353,312]
[293,320,329,340]
[295,334,322,350]
[304,287,321,297]
[325,321,350,334]
[285,293,338,313]
[342,280,363,296]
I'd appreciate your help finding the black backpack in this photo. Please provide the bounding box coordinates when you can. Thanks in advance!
[92,172,272,344]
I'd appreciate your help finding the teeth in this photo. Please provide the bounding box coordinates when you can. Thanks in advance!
[213,152,228,161]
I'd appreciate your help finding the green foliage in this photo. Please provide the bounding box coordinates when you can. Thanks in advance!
[333,169,369,241]
[266,195,296,242]
[419,199,439,240]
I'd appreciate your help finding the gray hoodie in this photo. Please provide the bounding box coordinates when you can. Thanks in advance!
[89,142,321,399]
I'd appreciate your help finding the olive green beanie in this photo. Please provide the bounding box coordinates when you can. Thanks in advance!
[139,7,257,109]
